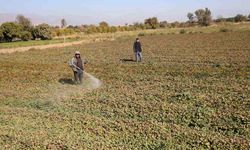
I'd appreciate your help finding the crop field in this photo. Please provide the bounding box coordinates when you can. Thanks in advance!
[0,31,249,149]
[1,23,250,50]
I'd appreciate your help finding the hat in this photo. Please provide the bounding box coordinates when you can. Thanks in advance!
[75,51,81,55]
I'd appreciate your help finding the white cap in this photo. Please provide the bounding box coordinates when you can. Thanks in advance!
[75,51,80,55]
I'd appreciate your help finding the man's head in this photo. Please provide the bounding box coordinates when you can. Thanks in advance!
[136,38,140,42]
[75,51,81,58]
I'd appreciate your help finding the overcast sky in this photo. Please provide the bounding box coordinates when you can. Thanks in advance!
[0,0,249,25]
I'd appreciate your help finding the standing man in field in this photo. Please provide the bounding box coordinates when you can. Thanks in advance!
[69,51,86,84]
[133,38,142,62]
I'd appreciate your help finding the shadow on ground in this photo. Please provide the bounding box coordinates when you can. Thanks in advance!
[120,58,134,62]
[58,78,75,85]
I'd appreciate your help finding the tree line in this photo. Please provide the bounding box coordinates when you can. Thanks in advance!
[0,15,53,42]
[0,8,250,43]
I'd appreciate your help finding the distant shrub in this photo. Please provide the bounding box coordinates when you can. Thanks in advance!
[52,27,76,36]
[110,26,117,33]
[159,21,168,28]
[138,33,145,36]
[220,28,232,32]
[180,29,186,34]
[193,31,203,34]
[150,32,158,36]
[234,14,247,22]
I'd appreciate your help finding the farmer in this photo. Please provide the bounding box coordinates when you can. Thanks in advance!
[69,51,86,84]
[133,38,142,62]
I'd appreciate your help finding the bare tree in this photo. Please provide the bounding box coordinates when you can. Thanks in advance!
[187,13,194,23]
[195,8,212,26]
[16,14,32,30]
[61,18,67,28]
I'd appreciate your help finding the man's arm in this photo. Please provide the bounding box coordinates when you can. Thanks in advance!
[139,43,142,52]
[133,42,136,52]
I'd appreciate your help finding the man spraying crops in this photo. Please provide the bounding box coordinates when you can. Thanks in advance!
[69,51,87,84]
[133,38,142,62]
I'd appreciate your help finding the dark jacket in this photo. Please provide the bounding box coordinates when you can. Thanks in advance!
[70,57,84,72]
[76,58,83,70]
[133,42,142,52]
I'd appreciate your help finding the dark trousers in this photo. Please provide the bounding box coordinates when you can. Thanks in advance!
[74,70,83,84]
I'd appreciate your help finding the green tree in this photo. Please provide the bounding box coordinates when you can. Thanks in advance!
[20,31,32,41]
[61,18,67,28]
[234,14,247,22]
[0,22,22,42]
[144,17,159,29]
[32,24,52,40]
[16,14,32,31]
[0,29,4,42]
[195,8,212,26]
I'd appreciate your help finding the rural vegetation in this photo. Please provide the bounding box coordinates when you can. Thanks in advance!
[0,28,249,149]
[0,8,250,43]
[0,2,250,149]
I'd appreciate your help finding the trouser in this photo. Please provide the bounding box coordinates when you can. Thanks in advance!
[135,52,142,62]
[74,70,83,84]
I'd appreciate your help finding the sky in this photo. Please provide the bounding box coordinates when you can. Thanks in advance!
[0,0,249,25]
